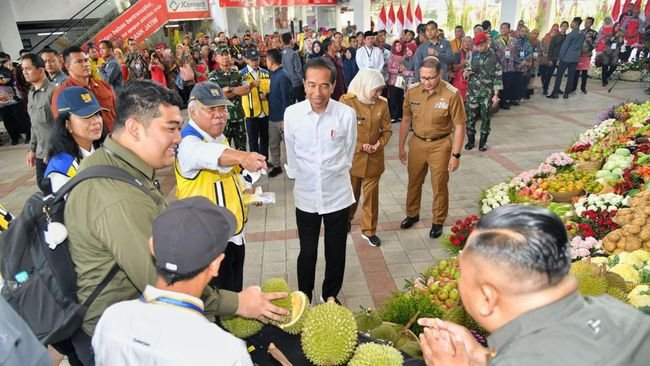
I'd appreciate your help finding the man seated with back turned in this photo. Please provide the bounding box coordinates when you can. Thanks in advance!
[418,205,650,366]
[93,197,253,365]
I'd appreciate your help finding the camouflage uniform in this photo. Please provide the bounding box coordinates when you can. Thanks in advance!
[208,68,248,151]
[464,48,502,150]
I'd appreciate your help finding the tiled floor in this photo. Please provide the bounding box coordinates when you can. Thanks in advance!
[0,80,645,364]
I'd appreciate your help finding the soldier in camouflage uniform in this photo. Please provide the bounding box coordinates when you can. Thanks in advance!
[208,45,251,151]
[464,32,502,152]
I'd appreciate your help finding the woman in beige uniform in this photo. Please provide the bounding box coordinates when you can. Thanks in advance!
[340,68,392,246]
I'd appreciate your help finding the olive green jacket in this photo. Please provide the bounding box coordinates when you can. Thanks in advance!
[66,137,238,335]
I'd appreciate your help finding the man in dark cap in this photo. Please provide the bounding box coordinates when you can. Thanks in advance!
[241,47,271,158]
[208,45,251,151]
[355,31,385,70]
[93,197,258,365]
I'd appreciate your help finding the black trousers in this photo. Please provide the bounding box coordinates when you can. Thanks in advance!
[211,242,246,292]
[551,61,576,96]
[602,64,617,84]
[71,329,94,366]
[292,86,305,103]
[35,158,49,194]
[296,207,349,301]
[388,85,404,121]
[541,61,557,93]
[0,103,30,143]
[245,117,269,159]
[571,70,588,92]
[501,72,523,102]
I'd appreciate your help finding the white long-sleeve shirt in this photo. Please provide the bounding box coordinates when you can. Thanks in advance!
[284,99,357,215]
[355,46,385,70]
[93,285,253,366]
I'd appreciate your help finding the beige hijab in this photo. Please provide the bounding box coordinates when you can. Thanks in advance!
[347,68,385,104]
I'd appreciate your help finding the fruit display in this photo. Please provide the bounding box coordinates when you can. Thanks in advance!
[603,191,650,253]
[595,148,635,186]
[570,260,629,300]
[354,308,383,333]
[348,343,404,366]
[628,285,650,314]
[301,299,358,366]
[538,170,592,194]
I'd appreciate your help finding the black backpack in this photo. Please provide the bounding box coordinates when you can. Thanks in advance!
[0,165,152,344]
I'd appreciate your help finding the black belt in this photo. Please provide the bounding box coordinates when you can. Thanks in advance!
[412,132,450,142]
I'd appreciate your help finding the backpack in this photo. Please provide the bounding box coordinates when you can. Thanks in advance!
[0,165,153,345]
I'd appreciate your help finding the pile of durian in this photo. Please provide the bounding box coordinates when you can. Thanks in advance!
[603,190,650,253]
[220,278,406,366]
[570,260,630,300]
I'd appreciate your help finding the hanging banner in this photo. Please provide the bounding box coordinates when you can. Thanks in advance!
[167,0,211,20]
[219,0,336,7]
[94,0,168,43]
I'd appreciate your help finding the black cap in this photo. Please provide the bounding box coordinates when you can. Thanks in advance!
[189,82,234,107]
[245,47,260,60]
[217,44,231,55]
[364,31,377,37]
[152,197,237,274]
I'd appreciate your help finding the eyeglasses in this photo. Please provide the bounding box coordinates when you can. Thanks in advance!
[420,75,439,82]
[200,105,228,115]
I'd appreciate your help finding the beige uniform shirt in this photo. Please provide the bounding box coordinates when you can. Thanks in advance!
[402,80,466,138]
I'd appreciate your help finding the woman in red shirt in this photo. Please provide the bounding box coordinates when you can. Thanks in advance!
[148,52,167,87]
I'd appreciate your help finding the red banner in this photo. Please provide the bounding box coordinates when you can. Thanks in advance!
[94,0,168,43]
[219,0,336,7]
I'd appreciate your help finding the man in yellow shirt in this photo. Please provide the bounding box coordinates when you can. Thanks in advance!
[87,43,105,81]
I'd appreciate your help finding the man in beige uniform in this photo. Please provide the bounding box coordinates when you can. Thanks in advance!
[398,56,466,239]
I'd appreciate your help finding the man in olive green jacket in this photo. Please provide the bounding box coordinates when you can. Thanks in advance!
[64,80,287,365]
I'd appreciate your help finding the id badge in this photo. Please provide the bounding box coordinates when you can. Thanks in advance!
[611,43,617,49]
[505,50,511,58]
[519,51,525,58]
[533,52,539,58]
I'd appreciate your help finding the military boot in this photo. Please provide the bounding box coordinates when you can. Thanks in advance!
[464,132,475,150]
[479,133,489,152]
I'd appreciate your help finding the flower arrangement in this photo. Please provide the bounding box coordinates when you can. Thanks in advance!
[568,209,620,240]
[480,182,524,214]
[569,236,604,260]
[544,152,574,172]
[574,193,629,216]
[536,162,557,177]
[442,216,480,254]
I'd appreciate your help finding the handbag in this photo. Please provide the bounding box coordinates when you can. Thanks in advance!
[528,75,542,89]
[394,75,406,89]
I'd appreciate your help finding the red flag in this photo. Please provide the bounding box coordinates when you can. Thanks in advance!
[415,3,423,25]
[387,3,396,32]
[405,2,413,30]
[397,5,405,34]
[635,0,642,11]
[645,0,650,17]
[378,4,387,31]
[612,0,621,21]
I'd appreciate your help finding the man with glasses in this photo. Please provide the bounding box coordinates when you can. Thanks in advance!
[175,82,267,292]
[398,57,466,239]
[51,46,117,131]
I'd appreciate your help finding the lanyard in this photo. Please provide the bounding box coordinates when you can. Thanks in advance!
[364,46,373,59]
[140,295,204,316]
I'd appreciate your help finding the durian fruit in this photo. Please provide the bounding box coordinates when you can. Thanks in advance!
[398,340,423,360]
[607,287,628,301]
[570,260,596,276]
[605,272,628,293]
[220,316,263,338]
[278,291,309,334]
[262,277,292,326]
[575,272,608,297]
[369,323,398,342]
[442,306,465,325]
[355,308,382,333]
[348,343,404,366]
[301,299,358,366]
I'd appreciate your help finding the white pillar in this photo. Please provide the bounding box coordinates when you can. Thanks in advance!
[500,0,521,28]
[209,0,228,34]
[1,4,24,57]
[351,0,371,32]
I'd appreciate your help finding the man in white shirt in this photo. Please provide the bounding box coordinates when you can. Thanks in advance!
[284,57,357,304]
[175,82,268,292]
[93,197,255,366]
[355,31,385,70]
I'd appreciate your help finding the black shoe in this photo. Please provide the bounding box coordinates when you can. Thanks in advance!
[10,140,19,146]
[268,166,283,177]
[510,100,520,106]
[429,224,443,239]
[603,80,609,87]
[558,89,564,94]
[547,94,558,99]
[499,102,510,110]
[464,140,475,150]
[542,89,548,95]
[400,215,420,229]
[478,133,489,152]
[361,234,381,247]
[563,94,569,99]
[581,89,587,94]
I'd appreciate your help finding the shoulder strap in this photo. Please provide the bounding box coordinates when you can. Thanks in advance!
[52,165,151,204]
[82,263,120,308]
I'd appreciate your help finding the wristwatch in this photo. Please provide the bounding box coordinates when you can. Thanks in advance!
[452,153,461,159]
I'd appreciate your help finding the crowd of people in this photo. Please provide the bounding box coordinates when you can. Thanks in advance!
[0,4,650,365]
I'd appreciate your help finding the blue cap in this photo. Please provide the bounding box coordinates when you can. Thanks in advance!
[56,86,107,118]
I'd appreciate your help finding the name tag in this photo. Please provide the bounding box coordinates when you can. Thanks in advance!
[533,52,539,58]
[434,102,449,109]
[356,116,365,124]
[505,50,511,58]
[611,43,617,49]
[519,51,525,58]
